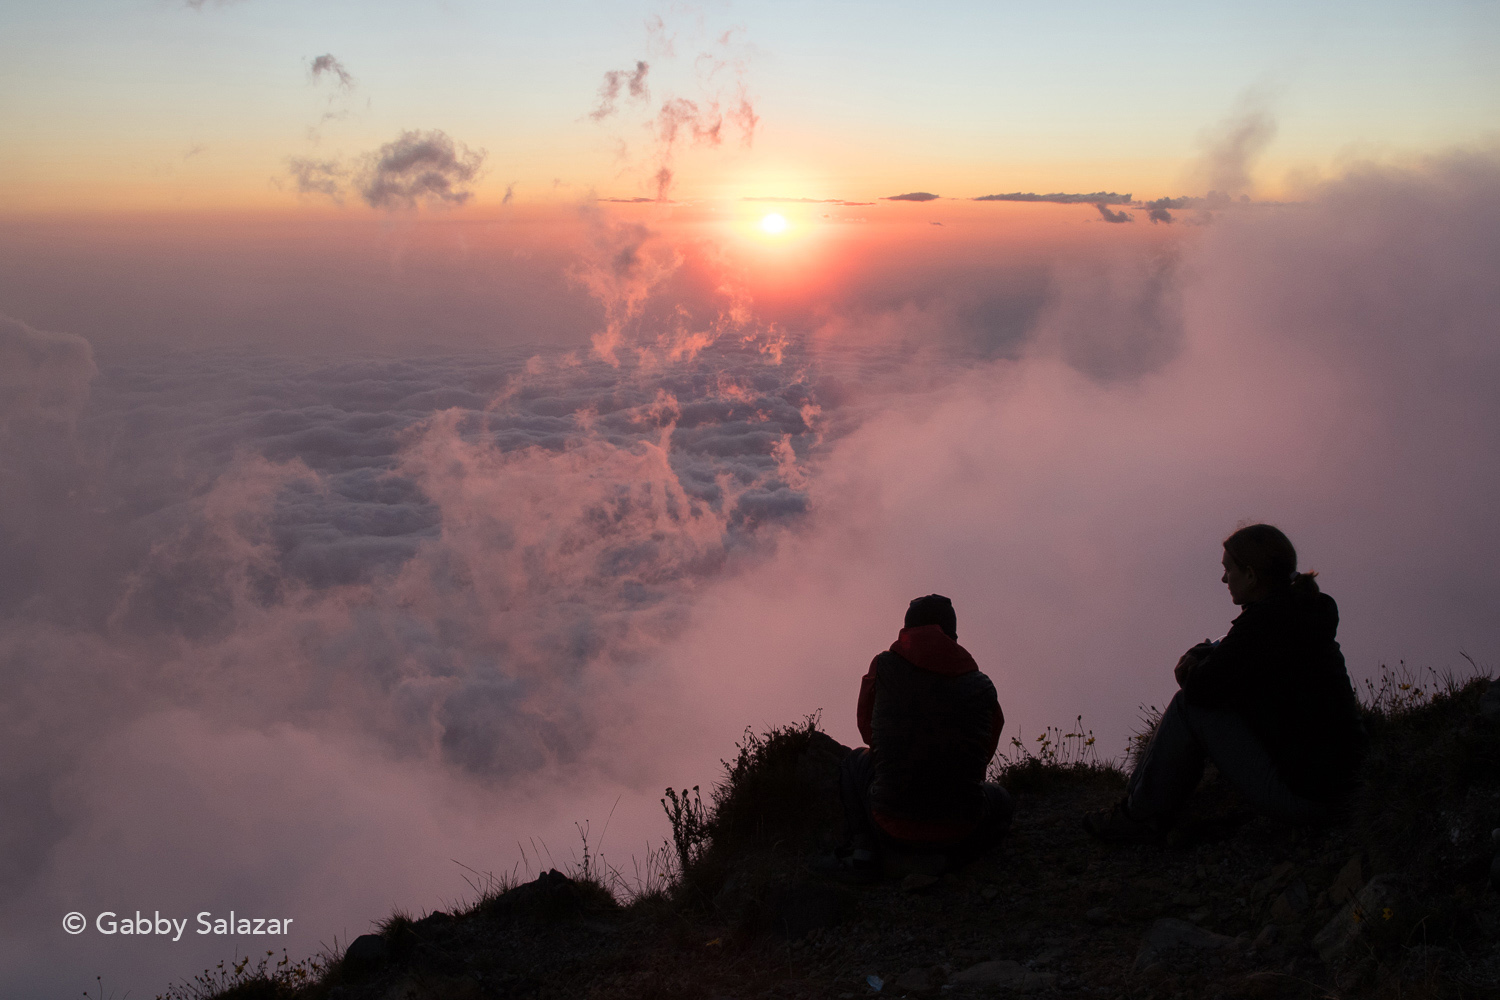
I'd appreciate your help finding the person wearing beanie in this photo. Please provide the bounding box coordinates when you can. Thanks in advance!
[827,594,1013,880]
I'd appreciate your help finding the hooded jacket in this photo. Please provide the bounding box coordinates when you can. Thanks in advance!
[856,624,1004,840]
[1182,588,1364,802]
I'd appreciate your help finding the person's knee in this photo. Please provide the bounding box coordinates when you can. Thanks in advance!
[981,782,1015,831]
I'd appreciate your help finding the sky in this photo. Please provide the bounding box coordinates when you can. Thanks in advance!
[2,1,1499,996]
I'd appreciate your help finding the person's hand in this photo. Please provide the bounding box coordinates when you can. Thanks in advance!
[1173,651,1199,688]
[1173,642,1215,688]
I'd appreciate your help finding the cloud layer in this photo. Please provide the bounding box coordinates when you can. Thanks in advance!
[4,149,1499,995]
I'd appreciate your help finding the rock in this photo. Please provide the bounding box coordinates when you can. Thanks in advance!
[1236,970,1287,998]
[1312,874,1402,966]
[1085,906,1110,925]
[1133,917,1242,970]
[980,884,1000,901]
[1477,681,1500,722]
[412,910,453,936]
[1112,884,1166,920]
[900,873,939,892]
[883,850,946,879]
[1491,853,1500,890]
[890,966,941,993]
[949,960,1055,990]
[1269,880,1310,922]
[770,880,842,940]
[1328,856,1364,905]
[1031,946,1065,967]
[342,933,387,977]
[485,868,606,922]
[1251,925,1278,952]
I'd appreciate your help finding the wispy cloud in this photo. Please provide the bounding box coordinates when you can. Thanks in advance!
[587,13,758,201]
[883,192,940,202]
[1094,202,1133,223]
[590,61,650,121]
[1194,98,1276,199]
[309,53,355,91]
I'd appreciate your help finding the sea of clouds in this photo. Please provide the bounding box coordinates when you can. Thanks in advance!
[3,149,1499,994]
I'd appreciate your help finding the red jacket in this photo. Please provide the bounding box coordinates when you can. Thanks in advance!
[857,625,1003,758]
[857,625,1004,841]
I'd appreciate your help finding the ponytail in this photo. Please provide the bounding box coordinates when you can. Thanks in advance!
[1289,570,1321,596]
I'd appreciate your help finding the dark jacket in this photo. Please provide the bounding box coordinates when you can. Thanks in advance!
[856,625,1004,833]
[1182,587,1364,802]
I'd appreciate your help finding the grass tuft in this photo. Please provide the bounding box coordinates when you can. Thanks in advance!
[154,950,326,1000]
[988,715,1125,794]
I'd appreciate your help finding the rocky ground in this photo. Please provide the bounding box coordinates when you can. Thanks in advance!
[180,678,1500,1000]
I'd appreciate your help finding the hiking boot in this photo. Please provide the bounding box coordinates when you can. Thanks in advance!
[810,847,881,885]
[1082,799,1165,845]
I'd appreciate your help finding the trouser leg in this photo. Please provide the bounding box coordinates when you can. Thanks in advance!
[1125,690,1207,822]
[1128,689,1335,825]
[1175,700,1335,824]
[946,782,1014,865]
[838,747,880,852]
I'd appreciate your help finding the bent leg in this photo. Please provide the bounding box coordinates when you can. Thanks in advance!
[1125,690,1208,822]
[945,782,1014,865]
[1177,700,1336,825]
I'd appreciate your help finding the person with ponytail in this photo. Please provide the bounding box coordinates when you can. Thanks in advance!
[1085,524,1365,842]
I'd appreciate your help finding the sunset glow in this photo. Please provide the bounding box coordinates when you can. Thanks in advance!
[2,1,1498,996]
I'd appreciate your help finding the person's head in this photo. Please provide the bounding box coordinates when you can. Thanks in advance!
[1220,523,1319,605]
[905,594,957,639]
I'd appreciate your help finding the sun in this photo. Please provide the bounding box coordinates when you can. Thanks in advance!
[759,213,787,235]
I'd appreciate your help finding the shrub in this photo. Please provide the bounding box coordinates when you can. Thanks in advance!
[664,712,840,905]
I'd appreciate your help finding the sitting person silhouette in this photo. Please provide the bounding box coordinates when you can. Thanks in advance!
[829,594,1014,879]
[1086,524,1364,842]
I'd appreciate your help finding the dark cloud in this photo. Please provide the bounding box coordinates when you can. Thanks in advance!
[286,157,346,200]
[1094,203,1133,223]
[974,191,1132,204]
[1142,195,1229,224]
[883,192,940,202]
[589,61,650,121]
[309,53,354,90]
[359,130,485,209]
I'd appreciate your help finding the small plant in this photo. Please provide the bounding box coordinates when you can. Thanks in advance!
[155,949,325,1000]
[989,715,1122,793]
[1361,660,1443,718]
[661,785,710,877]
